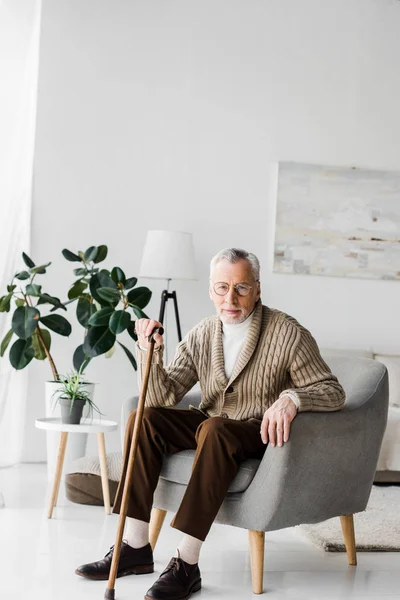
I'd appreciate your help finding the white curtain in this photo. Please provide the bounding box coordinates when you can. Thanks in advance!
[0,0,42,472]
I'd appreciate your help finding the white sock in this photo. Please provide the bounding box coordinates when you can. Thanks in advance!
[124,517,149,549]
[175,534,203,565]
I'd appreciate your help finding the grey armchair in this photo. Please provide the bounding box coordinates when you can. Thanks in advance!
[121,356,388,594]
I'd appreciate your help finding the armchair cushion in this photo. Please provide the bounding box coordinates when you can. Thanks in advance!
[160,449,261,493]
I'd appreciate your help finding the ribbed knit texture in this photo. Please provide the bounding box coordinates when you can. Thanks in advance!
[136,300,346,419]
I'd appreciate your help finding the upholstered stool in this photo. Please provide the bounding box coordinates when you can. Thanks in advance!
[65,452,123,506]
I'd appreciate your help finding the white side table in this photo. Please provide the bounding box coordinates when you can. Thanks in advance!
[35,417,118,519]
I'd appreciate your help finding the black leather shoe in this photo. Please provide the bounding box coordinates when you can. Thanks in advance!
[75,541,154,580]
[145,553,201,600]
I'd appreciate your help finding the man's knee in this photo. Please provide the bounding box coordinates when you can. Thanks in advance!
[195,417,232,443]
[125,406,160,434]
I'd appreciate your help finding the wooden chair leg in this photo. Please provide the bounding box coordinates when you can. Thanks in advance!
[248,530,265,594]
[340,514,357,565]
[149,508,167,551]
[97,432,111,515]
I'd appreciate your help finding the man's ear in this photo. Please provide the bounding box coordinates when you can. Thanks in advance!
[209,285,213,301]
[256,282,261,301]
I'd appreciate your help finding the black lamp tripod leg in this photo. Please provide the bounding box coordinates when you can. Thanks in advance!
[158,290,168,324]
[172,291,182,342]
[158,289,182,343]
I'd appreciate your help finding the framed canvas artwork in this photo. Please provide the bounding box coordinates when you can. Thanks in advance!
[273,162,400,280]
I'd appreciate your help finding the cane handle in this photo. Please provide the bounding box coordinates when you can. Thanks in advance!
[148,326,164,343]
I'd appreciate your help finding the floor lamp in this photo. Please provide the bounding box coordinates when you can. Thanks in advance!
[139,231,196,348]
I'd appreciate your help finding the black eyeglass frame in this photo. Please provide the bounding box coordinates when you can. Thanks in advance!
[211,281,259,297]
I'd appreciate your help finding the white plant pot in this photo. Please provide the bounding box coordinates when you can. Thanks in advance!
[45,381,96,481]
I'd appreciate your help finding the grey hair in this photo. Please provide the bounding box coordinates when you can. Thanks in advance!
[210,248,260,281]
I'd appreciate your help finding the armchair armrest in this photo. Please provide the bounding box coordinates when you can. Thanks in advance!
[227,364,389,533]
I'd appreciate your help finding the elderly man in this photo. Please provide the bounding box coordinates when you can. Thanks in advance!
[76,248,345,600]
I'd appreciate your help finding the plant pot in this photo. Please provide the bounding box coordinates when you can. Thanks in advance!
[59,397,86,424]
[45,381,96,480]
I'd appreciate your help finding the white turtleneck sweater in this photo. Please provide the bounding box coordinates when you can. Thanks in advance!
[222,313,254,380]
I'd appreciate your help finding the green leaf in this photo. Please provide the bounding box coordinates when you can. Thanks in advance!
[105,345,115,358]
[37,294,67,311]
[84,246,98,262]
[0,293,13,312]
[12,306,40,339]
[76,297,96,327]
[73,344,92,371]
[97,287,121,303]
[62,248,82,262]
[68,280,88,300]
[9,338,35,369]
[111,267,126,285]
[89,270,117,305]
[127,321,138,342]
[109,310,130,334]
[127,287,152,309]
[15,298,25,308]
[26,283,42,297]
[32,328,51,360]
[83,326,116,357]
[30,262,51,275]
[0,329,14,357]
[124,277,137,290]
[39,314,71,337]
[93,245,108,264]
[131,306,149,320]
[15,271,30,280]
[117,341,137,371]
[73,267,87,277]
[7,285,16,293]
[88,307,114,327]
[22,252,35,268]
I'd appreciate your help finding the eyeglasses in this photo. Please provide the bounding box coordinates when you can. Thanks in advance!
[212,282,256,297]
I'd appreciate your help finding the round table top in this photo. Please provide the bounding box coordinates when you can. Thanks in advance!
[35,417,118,433]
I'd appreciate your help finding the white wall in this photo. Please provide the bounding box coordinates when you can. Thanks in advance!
[25,0,400,461]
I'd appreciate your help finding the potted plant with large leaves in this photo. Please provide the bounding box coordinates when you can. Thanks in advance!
[0,252,71,377]
[0,252,92,479]
[61,244,152,371]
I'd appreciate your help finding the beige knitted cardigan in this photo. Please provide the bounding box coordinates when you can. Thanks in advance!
[136,299,345,420]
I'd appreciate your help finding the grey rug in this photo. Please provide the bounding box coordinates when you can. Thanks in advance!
[297,485,400,552]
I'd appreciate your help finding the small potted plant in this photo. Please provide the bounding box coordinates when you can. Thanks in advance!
[52,361,103,425]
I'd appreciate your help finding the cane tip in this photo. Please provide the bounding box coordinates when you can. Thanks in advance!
[104,588,115,600]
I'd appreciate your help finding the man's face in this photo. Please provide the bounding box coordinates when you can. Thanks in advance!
[209,259,261,324]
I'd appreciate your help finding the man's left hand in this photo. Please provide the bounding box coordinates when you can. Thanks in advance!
[260,395,297,447]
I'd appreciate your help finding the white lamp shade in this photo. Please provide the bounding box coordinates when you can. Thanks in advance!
[139,230,196,280]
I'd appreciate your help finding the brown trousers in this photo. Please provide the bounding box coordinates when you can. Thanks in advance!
[112,407,266,541]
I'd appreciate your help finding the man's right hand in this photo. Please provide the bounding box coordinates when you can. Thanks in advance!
[135,318,164,350]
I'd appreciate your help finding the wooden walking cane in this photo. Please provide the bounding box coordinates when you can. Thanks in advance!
[104,325,164,600]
